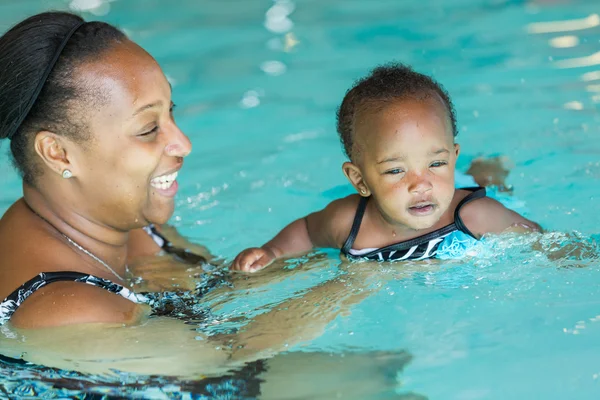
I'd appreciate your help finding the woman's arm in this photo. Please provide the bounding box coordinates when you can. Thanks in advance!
[2,264,378,379]
[466,156,513,192]
[126,225,219,292]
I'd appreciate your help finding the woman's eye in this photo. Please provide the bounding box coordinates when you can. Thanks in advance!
[138,104,176,137]
[430,161,448,168]
[385,169,404,175]
[139,126,159,137]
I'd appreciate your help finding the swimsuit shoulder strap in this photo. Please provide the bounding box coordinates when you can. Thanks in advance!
[143,224,171,249]
[0,272,147,325]
[453,186,487,239]
[143,224,207,264]
[341,196,369,254]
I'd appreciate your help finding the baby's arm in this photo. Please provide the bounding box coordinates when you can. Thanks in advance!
[232,218,313,273]
[459,196,541,238]
[232,196,358,272]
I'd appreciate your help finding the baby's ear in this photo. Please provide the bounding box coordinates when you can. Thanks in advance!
[342,162,371,197]
[454,143,461,158]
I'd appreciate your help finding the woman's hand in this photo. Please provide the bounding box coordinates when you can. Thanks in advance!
[231,247,276,273]
[466,156,513,192]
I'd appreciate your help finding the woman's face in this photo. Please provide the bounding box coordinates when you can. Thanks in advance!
[67,40,191,229]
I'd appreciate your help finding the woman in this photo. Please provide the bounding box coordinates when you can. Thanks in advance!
[0,13,422,399]
[0,11,207,328]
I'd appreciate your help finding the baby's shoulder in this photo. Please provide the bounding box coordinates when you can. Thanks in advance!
[309,194,364,248]
[453,188,501,212]
[452,187,498,216]
[452,189,519,238]
[322,194,363,218]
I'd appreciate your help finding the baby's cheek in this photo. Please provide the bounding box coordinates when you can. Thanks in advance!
[436,178,455,203]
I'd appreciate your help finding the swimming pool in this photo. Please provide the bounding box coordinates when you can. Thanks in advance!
[1,0,600,398]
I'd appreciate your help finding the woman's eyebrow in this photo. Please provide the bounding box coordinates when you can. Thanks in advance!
[131,83,172,117]
[132,101,163,117]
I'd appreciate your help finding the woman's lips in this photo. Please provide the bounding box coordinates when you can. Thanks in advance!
[150,171,179,197]
[151,179,179,197]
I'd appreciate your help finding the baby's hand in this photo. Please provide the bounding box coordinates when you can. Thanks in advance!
[232,247,276,273]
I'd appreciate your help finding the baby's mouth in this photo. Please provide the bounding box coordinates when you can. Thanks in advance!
[408,202,436,216]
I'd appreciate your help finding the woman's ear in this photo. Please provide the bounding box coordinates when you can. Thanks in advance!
[342,162,371,197]
[33,131,73,178]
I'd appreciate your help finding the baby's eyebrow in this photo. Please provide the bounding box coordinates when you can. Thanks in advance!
[377,155,406,164]
[428,148,450,155]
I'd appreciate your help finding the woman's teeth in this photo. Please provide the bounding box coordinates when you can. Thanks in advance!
[151,171,178,190]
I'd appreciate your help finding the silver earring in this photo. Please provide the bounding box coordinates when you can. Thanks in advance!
[62,170,72,179]
[360,189,366,195]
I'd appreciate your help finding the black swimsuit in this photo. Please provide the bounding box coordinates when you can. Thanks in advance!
[0,225,207,325]
[0,227,266,398]
[341,187,486,262]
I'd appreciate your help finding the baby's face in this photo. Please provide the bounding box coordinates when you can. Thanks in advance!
[354,96,458,231]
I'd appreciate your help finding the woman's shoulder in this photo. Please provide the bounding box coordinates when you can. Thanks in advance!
[0,199,57,295]
[8,280,149,328]
[0,200,148,328]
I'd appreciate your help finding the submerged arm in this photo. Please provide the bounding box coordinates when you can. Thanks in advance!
[1,263,376,379]
[126,224,221,292]
[225,267,374,361]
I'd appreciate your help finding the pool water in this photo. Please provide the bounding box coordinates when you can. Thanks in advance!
[1,0,600,398]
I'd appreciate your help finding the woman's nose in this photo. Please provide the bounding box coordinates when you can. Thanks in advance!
[164,124,192,158]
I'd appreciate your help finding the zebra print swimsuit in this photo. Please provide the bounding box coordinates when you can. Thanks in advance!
[341,187,485,262]
[0,225,207,325]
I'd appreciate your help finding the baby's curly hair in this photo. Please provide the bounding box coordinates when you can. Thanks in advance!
[336,63,457,160]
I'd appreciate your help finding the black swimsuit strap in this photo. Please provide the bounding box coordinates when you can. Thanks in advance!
[16,271,94,287]
[341,187,485,255]
[341,196,369,254]
[145,225,207,265]
[0,272,147,325]
[0,224,212,326]
[453,186,486,239]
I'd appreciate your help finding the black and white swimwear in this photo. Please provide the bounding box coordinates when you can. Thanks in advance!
[0,225,208,325]
[341,187,485,262]
[0,272,148,325]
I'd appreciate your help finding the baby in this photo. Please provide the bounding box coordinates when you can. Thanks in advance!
[233,63,540,272]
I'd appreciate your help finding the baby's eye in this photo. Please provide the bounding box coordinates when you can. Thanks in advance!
[385,168,404,175]
[430,161,448,168]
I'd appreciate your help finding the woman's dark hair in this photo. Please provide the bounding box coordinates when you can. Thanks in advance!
[336,62,457,160]
[0,11,127,185]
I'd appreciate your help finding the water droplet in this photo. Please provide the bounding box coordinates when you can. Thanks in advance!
[260,60,287,76]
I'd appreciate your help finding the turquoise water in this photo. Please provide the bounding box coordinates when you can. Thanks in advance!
[2,0,600,398]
